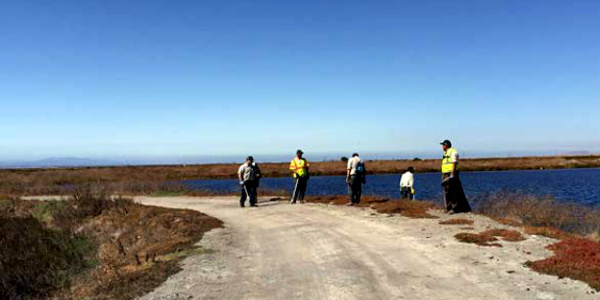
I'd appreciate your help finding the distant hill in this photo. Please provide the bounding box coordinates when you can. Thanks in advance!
[0,157,121,169]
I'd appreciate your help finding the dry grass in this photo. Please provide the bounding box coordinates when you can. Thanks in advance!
[526,237,600,291]
[524,226,572,240]
[455,229,525,247]
[475,192,600,239]
[306,196,438,219]
[439,219,474,225]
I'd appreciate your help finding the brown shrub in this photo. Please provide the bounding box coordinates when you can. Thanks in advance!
[1,194,223,300]
[527,237,600,291]
[64,201,223,300]
[439,219,474,225]
[0,216,92,299]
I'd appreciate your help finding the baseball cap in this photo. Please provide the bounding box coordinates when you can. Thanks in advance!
[440,140,452,147]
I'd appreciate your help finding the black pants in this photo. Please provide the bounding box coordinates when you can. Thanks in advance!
[240,181,257,207]
[442,173,471,213]
[291,176,308,203]
[348,175,362,204]
[401,187,413,200]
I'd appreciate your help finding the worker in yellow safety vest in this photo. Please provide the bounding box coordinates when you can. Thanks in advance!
[289,149,310,204]
[441,140,471,214]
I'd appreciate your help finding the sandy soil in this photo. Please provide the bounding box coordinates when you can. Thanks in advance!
[136,196,596,300]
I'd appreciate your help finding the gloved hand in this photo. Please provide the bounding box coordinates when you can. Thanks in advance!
[239,181,244,186]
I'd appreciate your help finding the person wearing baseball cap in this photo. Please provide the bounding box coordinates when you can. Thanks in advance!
[289,149,310,204]
[237,156,261,207]
[441,140,471,214]
[346,153,366,206]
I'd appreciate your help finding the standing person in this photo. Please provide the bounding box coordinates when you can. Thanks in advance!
[289,149,310,204]
[440,140,471,214]
[400,167,414,200]
[346,153,366,205]
[238,156,260,208]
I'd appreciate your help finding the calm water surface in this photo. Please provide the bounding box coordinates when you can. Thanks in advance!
[183,168,600,206]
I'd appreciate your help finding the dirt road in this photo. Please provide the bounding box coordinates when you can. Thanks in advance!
[137,196,595,300]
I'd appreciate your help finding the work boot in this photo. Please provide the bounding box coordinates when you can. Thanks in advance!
[346,203,354,206]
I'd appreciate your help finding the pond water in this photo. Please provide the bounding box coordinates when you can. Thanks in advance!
[182,168,600,206]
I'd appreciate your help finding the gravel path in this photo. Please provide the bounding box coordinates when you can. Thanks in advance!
[137,196,596,300]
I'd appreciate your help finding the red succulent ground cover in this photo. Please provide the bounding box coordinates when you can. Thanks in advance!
[454,232,502,247]
[455,229,525,247]
[482,229,526,242]
[527,237,600,291]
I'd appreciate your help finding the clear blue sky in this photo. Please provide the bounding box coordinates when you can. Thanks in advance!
[1,0,598,162]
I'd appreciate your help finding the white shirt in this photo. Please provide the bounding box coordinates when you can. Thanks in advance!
[400,172,414,188]
[448,149,458,163]
[347,156,363,175]
[238,163,248,176]
[238,163,254,182]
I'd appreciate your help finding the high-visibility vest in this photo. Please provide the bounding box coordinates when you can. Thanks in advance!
[290,157,309,178]
[442,148,459,173]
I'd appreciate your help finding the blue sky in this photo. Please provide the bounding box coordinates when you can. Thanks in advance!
[0,0,598,162]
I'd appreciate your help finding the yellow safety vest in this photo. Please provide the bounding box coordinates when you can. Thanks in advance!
[442,148,459,173]
[290,157,309,178]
